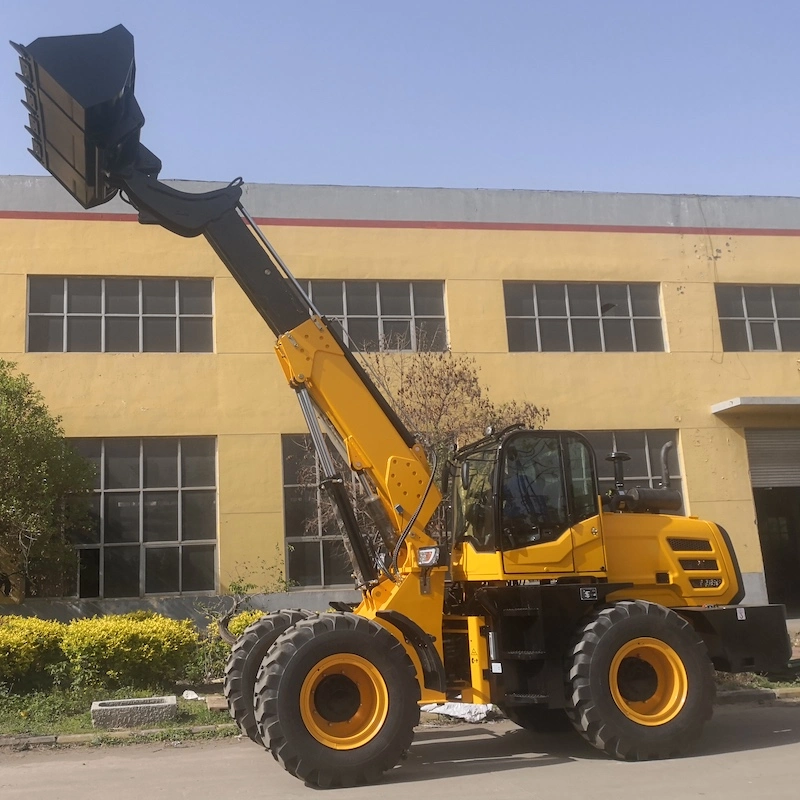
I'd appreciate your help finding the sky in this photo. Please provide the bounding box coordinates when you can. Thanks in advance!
[3,1,800,197]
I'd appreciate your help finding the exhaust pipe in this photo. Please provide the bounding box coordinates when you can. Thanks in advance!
[660,441,674,489]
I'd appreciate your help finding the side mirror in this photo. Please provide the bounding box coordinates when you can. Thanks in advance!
[441,462,451,495]
[460,461,471,491]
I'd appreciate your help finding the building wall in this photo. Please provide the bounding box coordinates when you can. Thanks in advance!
[4,177,800,608]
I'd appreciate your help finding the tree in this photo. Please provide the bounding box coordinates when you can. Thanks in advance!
[366,346,549,542]
[0,360,93,598]
[195,547,293,645]
[295,345,549,551]
[366,347,550,465]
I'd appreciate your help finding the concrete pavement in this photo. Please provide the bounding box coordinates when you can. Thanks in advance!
[2,705,800,799]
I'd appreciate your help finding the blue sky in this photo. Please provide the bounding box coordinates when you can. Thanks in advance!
[3,1,800,196]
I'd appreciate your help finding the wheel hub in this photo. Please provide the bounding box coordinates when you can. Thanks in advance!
[313,673,362,723]
[616,656,659,703]
[609,636,689,726]
[299,653,389,750]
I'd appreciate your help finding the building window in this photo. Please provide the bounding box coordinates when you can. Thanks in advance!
[302,280,447,351]
[27,277,213,353]
[504,282,664,353]
[69,437,217,598]
[715,284,800,352]
[282,435,354,588]
[578,429,682,503]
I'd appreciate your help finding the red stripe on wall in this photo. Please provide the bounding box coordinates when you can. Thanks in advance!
[2,209,800,237]
[0,210,140,222]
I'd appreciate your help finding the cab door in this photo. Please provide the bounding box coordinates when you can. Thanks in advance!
[500,432,574,575]
[564,434,606,574]
[500,432,605,576]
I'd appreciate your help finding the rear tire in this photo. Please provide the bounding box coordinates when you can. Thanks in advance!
[565,600,714,760]
[254,612,420,788]
[503,705,573,734]
[223,609,311,743]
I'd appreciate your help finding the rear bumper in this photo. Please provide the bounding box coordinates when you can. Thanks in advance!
[678,604,791,673]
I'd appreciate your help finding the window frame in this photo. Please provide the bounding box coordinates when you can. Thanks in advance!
[504,282,664,353]
[303,279,447,352]
[715,284,800,352]
[69,436,218,598]
[282,434,355,589]
[27,277,214,353]
[578,429,683,508]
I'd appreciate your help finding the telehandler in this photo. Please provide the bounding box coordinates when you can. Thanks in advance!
[13,25,792,789]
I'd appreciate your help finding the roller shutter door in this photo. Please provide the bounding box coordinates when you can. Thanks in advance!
[745,429,800,487]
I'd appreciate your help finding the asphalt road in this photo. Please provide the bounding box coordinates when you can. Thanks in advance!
[2,704,800,799]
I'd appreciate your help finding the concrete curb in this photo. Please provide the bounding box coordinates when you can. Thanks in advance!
[0,723,238,749]
[717,686,800,705]
[3,690,800,750]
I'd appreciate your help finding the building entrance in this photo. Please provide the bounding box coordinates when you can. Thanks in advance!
[753,487,800,612]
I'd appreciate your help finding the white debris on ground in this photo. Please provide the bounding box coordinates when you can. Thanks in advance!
[420,703,497,722]
[181,690,202,701]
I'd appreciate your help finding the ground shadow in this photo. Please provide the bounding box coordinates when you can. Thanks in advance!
[382,724,596,785]
[383,703,800,786]
[691,703,800,757]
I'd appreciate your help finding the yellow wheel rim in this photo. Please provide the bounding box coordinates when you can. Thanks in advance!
[299,654,389,750]
[609,637,688,726]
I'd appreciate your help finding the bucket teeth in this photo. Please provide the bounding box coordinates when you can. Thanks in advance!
[10,25,143,209]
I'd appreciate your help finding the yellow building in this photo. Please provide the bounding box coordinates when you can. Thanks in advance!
[3,176,800,614]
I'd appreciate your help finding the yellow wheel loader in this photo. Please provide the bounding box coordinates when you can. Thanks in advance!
[13,25,792,789]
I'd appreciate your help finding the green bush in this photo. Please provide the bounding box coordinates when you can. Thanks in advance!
[0,610,265,693]
[0,615,64,691]
[186,610,268,684]
[59,613,199,690]
[228,609,265,638]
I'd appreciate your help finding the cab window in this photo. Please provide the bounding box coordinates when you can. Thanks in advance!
[501,433,568,549]
[564,434,599,523]
[452,447,496,552]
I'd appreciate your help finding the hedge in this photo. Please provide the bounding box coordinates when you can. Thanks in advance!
[0,609,267,693]
[0,616,64,691]
[59,613,199,689]
[228,609,264,638]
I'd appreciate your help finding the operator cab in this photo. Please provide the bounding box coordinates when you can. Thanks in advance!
[451,428,601,556]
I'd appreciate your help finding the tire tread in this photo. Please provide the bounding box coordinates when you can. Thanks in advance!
[254,611,420,788]
[223,609,311,743]
[564,600,714,761]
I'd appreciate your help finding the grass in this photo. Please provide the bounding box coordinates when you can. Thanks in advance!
[3,674,797,742]
[714,671,782,691]
[3,629,798,740]
[0,686,233,738]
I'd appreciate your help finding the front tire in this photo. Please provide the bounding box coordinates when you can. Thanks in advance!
[254,612,420,788]
[565,600,714,760]
[223,609,311,743]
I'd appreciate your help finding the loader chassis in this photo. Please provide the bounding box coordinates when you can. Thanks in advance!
[13,25,792,789]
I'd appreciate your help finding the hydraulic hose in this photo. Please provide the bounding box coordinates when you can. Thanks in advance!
[391,449,438,575]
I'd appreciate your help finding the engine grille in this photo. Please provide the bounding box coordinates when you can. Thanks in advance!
[679,558,718,571]
[668,537,712,552]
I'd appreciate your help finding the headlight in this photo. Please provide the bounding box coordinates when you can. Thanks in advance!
[417,546,440,567]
